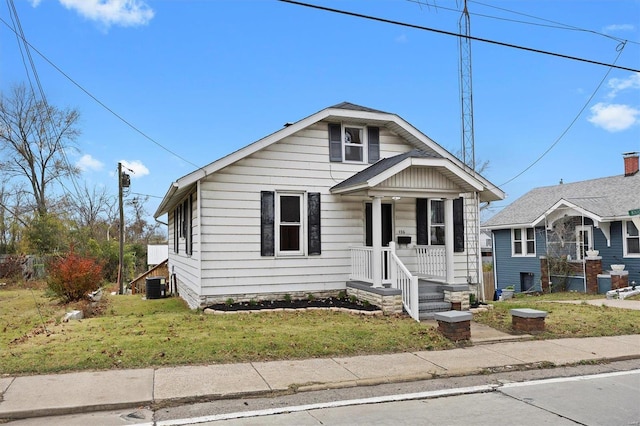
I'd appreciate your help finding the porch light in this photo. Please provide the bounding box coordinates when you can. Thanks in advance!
[392,196,401,200]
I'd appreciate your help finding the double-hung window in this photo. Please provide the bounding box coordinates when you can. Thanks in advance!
[429,200,445,245]
[344,127,364,162]
[277,194,303,255]
[512,227,535,256]
[261,191,321,257]
[623,220,640,256]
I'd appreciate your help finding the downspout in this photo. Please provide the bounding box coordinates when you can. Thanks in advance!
[491,230,497,299]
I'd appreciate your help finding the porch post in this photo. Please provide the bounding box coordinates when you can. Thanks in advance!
[372,196,383,288]
[444,198,455,284]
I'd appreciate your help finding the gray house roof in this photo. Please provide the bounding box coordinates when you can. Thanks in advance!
[483,173,640,229]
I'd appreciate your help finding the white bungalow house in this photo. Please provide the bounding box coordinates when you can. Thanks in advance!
[154,103,504,320]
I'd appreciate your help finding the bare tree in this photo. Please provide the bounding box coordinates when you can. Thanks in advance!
[0,84,81,217]
[66,184,116,239]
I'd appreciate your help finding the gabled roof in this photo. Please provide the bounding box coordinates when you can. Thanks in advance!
[482,173,640,229]
[331,149,440,192]
[155,102,505,217]
[330,149,485,195]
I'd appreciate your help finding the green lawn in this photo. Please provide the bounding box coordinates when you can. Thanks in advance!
[1,283,639,376]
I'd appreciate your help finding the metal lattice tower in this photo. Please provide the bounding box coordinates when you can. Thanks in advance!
[458,0,480,286]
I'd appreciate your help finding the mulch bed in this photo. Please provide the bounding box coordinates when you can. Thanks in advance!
[204,296,380,312]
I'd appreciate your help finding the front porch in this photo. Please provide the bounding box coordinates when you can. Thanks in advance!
[348,242,470,321]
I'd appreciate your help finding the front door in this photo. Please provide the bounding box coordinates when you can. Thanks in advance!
[365,202,393,247]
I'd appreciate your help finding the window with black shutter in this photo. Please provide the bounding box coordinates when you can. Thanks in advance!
[328,123,379,164]
[261,191,321,257]
[453,197,464,253]
[417,198,464,250]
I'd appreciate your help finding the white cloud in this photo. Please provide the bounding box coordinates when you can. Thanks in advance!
[28,0,42,6]
[58,0,154,28]
[395,34,408,43]
[588,102,639,132]
[603,24,635,33]
[76,154,104,171]
[120,160,149,178]
[606,73,640,99]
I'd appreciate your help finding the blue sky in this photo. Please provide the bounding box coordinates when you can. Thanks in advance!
[1,0,639,223]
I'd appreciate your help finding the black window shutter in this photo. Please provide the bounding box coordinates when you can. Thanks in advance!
[454,197,465,252]
[173,208,179,253]
[261,191,275,256]
[416,198,428,245]
[186,194,193,255]
[365,203,373,247]
[328,123,342,162]
[307,192,321,255]
[368,126,380,164]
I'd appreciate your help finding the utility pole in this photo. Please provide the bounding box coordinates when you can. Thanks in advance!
[118,162,125,295]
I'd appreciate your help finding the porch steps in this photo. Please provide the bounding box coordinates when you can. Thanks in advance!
[418,279,451,320]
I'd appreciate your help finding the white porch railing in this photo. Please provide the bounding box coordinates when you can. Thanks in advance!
[350,244,420,322]
[415,245,446,280]
[389,248,420,321]
[349,246,392,284]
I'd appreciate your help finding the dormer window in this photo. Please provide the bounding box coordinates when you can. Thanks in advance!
[328,123,379,164]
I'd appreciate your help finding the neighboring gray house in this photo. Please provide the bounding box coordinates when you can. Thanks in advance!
[483,153,640,294]
[154,102,504,319]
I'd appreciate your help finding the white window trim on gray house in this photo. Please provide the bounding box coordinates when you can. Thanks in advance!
[623,220,640,257]
[512,227,536,257]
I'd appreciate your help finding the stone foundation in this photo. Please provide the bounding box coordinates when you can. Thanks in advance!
[200,289,341,308]
[346,282,403,315]
[443,288,470,311]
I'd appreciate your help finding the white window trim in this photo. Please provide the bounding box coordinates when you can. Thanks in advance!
[575,225,593,260]
[622,220,640,258]
[343,125,367,164]
[275,192,306,257]
[512,227,536,257]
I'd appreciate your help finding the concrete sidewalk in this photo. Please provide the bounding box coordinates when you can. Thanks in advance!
[1,325,639,421]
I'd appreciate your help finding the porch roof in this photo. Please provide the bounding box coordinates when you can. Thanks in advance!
[329,149,486,196]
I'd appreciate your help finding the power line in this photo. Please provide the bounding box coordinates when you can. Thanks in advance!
[6,0,83,203]
[497,42,625,188]
[0,15,202,170]
[409,0,638,46]
[278,0,639,73]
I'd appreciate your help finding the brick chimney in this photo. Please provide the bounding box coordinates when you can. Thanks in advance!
[624,152,639,176]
